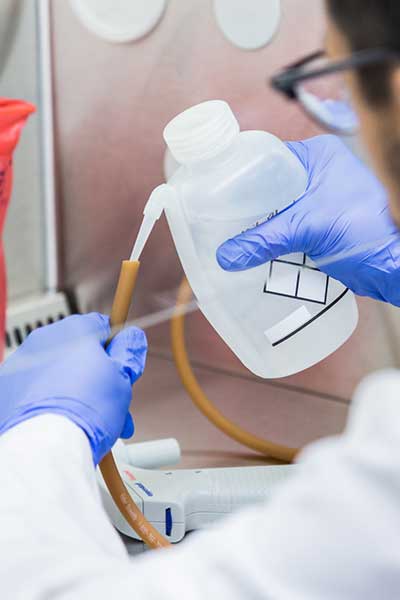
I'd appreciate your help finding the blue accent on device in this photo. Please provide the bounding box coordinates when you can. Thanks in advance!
[165,507,173,536]
[135,482,153,497]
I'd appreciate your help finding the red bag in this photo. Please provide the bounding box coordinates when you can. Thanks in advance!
[0,99,35,359]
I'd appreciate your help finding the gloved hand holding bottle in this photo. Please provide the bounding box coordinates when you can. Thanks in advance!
[0,313,147,464]
[217,135,400,306]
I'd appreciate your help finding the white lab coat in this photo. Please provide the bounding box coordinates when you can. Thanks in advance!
[1,368,400,599]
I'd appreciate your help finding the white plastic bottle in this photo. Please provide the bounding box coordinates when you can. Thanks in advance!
[161,100,358,378]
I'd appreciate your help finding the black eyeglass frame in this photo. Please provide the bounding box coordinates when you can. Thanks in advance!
[270,48,400,101]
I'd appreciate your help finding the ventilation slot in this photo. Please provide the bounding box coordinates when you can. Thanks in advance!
[13,327,23,346]
[5,331,11,349]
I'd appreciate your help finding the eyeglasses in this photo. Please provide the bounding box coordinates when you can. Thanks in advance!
[270,48,400,135]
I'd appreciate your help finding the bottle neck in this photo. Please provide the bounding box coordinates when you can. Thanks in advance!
[184,135,242,174]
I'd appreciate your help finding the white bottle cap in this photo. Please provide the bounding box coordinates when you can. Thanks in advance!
[112,438,181,468]
[163,100,240,165]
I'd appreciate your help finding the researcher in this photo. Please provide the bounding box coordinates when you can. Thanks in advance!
[1,0,400,597]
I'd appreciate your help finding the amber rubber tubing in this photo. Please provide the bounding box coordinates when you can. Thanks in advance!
[99,260,171,549]
[171,277,299,463]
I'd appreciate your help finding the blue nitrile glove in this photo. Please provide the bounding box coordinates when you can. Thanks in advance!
[0,313,147,464]
[216,134,400,306]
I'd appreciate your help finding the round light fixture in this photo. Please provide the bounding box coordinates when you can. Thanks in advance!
[214,0,281,50]
[69,0,167,44]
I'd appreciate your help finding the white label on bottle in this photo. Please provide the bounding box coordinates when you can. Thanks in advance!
[264,306,312,345]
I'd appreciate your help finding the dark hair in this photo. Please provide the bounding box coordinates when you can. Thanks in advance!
[326,0,400,105]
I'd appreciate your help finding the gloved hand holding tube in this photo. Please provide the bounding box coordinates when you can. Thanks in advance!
[0,313,147,465]
[217,134,400,306]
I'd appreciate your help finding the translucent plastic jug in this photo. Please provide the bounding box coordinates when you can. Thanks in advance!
[161,100,358,378]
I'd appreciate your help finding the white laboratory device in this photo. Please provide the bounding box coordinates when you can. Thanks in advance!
[98,453,294,543]
[157,100,359,378]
